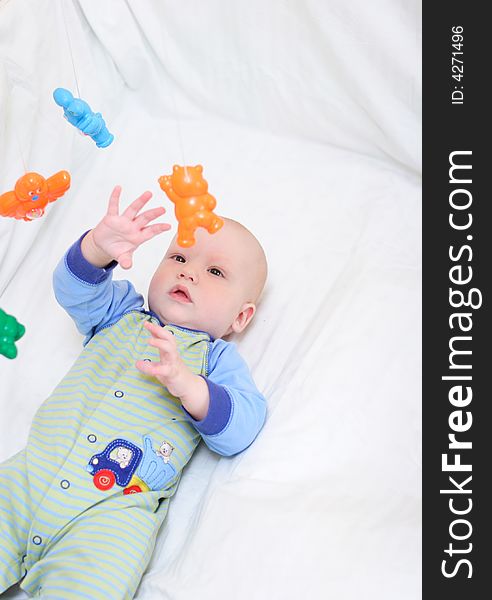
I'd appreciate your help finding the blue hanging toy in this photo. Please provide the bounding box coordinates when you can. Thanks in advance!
[53,87,114,148]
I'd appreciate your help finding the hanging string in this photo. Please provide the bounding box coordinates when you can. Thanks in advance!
[1,62,28,173]
[169,82,188,177]
[158,25,188,176]
[60,0,81,98]
[12,123,28,174]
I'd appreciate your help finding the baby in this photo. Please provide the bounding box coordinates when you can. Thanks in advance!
[0,186,267,599]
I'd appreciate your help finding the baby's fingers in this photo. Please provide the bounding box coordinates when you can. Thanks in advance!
[135,206,167,227]
[136,359,164,378]
[143,321,176,340]
[123,191,153,220]
[107,186,122,216]
[141,222,172,242]
[145,324,178,360]
[135,359,174,379]
[148,336,177,360]
[117,251,133,270]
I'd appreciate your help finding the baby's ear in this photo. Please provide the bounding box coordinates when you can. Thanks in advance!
[173,165,180,172]
[231,303,256,334]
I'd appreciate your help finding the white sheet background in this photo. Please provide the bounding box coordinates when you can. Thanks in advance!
[0,1,421,599]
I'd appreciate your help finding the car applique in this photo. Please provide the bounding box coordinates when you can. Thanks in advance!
[86,435,176,494]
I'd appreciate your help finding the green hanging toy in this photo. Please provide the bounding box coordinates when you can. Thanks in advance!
[0,308,26,359]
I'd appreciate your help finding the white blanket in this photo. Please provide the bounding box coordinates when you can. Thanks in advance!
[0,1,421,598]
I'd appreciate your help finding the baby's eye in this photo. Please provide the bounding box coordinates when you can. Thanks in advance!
[208,267,224,278]
[28,191,34,196]
[170,254,186,263]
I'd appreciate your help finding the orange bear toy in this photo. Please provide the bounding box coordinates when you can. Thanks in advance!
[0,171,71,221]
[158,165,224,247]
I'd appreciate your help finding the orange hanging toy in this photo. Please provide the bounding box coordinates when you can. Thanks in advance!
[0,171,71,221]
[158,165,224,247]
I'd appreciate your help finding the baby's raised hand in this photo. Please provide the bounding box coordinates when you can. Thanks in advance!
[83,186,171,269]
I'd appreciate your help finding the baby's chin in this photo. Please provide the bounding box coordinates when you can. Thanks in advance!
[148,301,180,324]
[148,303,231,338]
[148,306,204,333]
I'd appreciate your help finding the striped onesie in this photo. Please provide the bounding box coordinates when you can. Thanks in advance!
[0,235,266,599]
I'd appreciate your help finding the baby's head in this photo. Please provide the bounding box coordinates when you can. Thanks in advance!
[148,218,267,339]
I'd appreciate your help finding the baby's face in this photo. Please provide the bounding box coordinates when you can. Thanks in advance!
[148,221,261,339]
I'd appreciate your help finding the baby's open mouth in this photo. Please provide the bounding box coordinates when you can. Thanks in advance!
[169,286,192,303]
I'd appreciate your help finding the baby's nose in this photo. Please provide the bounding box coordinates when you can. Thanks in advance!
[179,270,196,283]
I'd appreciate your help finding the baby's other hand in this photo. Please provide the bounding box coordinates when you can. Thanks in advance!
[136,322,193,397]
[84,186,171,269]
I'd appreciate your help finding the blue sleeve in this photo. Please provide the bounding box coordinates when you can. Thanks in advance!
[182,339,267,456]
[53,233,145,344]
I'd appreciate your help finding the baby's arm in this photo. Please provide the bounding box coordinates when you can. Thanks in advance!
[194,340,267,456]
[136,326,266,456]
[54,186,171,341]
[53,235,145,341]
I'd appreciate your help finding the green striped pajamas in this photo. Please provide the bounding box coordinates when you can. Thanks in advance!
[0,312,209,599]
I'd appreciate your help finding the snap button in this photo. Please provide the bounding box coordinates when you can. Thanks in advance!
[87,434,97,443]
[60,479,70,489]
[114,390,124,398]
[32,536,42,545]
